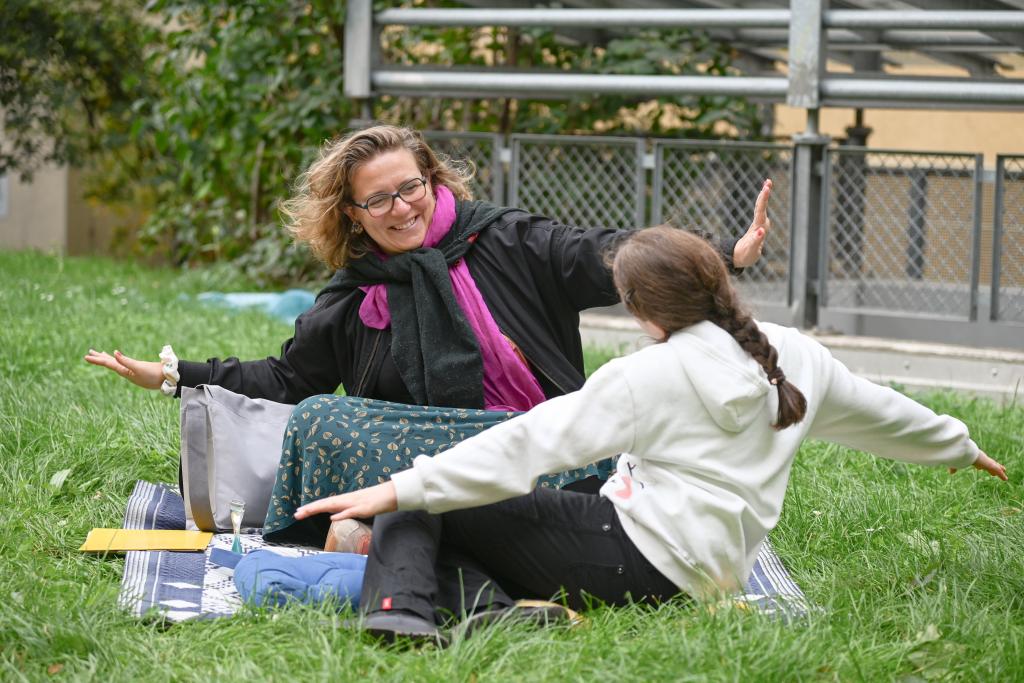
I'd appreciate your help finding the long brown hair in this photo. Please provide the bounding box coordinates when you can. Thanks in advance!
[611,226,807,430]
[280,126,475,269]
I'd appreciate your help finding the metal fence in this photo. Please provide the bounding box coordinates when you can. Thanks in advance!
[509,135,645,230]
[423,131,504,204]
[422,131,1023,348]
[653,140,793,308]
[822,148,982,320]
[994,155,1024,324]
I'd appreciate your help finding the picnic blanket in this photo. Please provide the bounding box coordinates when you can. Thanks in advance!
[118,481,813,622]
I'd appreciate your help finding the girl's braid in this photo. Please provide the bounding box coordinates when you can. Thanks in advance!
[714,303,806,429]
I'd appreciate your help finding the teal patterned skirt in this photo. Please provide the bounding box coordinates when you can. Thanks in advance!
[262,395,611,545]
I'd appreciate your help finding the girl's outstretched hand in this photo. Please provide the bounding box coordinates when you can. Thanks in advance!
[84,349,164,390]
[949,450,1008,481]
[295,481,398,522]
[732,178,772,269]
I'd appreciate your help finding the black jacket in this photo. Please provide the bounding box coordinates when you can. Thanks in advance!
[178,206,738,405]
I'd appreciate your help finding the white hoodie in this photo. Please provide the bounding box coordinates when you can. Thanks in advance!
[390,321,979,599]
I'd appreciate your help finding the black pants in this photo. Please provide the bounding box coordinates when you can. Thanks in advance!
[360,487,680,623]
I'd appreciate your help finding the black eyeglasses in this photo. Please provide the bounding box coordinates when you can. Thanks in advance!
[350,177,428,217]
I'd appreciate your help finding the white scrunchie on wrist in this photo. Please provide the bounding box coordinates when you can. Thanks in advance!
[159,344,180,397]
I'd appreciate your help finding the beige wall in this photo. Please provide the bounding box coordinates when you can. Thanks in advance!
[774,106,1024,166]
[0,164,67,252]
[0,164,126,254]
[773,61,1024,165]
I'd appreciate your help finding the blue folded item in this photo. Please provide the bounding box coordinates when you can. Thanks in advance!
[196,289,316,326]
[233,549,367,609]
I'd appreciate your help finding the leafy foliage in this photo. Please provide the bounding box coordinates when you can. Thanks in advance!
[0,0,148,181]
[4,0,764,284]
[122,0,352,282]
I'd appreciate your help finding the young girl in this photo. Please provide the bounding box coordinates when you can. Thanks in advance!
[295,226,1007,643]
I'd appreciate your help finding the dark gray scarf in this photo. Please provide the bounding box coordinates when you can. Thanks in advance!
[320,200,519,408]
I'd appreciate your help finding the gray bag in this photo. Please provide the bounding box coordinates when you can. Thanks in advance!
[179,385,294,532]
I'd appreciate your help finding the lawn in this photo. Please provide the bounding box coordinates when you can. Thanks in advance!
[1,250,1022,682]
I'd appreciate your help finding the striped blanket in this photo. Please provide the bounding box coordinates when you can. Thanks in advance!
[118,481,813,622]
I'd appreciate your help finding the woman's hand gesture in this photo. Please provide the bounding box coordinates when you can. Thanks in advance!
[295,481,398,522]
[732,178,773,269]
[84,349,164,391]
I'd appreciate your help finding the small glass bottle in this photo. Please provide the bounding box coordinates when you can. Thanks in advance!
[229,498,245,554]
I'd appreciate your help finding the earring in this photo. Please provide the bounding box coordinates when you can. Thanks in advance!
[352,222,363,234]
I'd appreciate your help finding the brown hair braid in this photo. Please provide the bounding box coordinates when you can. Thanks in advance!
[611,226,807,430]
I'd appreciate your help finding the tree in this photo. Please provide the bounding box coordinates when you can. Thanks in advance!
[4,0,764,284]
[0,0,148,180]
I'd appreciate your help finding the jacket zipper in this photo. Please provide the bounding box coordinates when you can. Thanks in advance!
[354,329,383,396]
[518,346,573,396]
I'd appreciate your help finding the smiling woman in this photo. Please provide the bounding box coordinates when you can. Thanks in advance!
[84,124,773,548]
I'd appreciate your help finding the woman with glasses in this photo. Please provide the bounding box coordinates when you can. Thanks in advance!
[85,125,772,548]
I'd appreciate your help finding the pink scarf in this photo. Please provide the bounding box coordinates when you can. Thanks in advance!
[359,186,546,412]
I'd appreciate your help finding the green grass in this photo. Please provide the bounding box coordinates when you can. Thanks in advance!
[1,249,1022,682]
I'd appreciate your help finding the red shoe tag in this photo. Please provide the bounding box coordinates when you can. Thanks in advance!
[381,597,392,611]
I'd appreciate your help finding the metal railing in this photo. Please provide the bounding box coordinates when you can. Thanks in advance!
[423,131,504,204]
[423,131,1023,348]
[509,135,645,230]
[993,155,1024,324]
[652,139,793,308]
[348,2,1024,109]
[822,149,983,320]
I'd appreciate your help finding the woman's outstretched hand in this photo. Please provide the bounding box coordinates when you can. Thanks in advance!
[295,481,398,522]
[950,450,1008,481]
[732,178,773,269]
[84,349,164,390]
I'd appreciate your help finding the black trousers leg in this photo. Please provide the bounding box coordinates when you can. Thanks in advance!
[442,488,680,611]
[360,510,513,624]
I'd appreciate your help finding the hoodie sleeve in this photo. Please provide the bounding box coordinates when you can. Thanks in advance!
[391,358,637,513]
[807,346,979,469]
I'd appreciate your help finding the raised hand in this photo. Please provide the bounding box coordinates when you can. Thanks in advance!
[84,349,164,390]
[732,178,772,269]
[294,481,398,522]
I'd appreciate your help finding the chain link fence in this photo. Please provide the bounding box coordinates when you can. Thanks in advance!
[823,149,982,319]
[422,131,503,204]
[509,135,645,230]
[653,140,793,307]
[422,131,1020,345]
[993,155,1024,323]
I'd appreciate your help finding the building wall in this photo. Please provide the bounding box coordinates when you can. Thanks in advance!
[0,165,67,252]
[0,164,126,254]
[773,106,1024,166]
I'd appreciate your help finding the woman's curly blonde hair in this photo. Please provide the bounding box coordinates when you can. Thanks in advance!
[281,125,475,269]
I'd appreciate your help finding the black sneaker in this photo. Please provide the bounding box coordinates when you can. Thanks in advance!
[362,610,449,648]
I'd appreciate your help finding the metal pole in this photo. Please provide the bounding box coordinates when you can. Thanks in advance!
[826,10,1024,31]
[991,157,1006,322]
[376,8,791,29]
[791,117,831,329]
[821,79,1024,106]
[788,0,826,110]
[969,155,984,321]
[373,71,789,98]
[344,0,374,127]
[788,0,829,328]
[374,8,1024,32]
[904,169,928,280]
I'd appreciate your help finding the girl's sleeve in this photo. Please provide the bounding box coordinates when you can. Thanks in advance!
[390,359,637,513]
[807,344,979,469]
